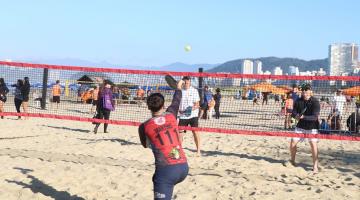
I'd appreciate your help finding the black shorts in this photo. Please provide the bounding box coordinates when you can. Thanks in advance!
[23,96,29,102]
[92,100,98,106]
[179,117,199,128]
[53,96,60,103]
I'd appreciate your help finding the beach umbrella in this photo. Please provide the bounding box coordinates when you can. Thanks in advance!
[343,86,360,96]
[271,87,289,95]
[250,82,278,93]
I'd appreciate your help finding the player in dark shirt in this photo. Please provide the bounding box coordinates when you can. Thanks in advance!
[290,83,320,173]
[138,80,188,200]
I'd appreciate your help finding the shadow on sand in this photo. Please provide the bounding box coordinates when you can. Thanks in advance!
[6,167,85,200]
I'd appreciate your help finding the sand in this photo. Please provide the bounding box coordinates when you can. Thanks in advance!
[0,116,359,200]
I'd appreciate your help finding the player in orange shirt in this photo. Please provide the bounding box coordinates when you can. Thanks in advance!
[90,86,99,113]
[52,80,62,109]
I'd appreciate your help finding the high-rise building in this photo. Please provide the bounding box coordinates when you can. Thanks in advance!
[273,67,283,75]
[242,60,253,74]
[329,43,359,76]
[253,60,263,74]
[289,66,299,75]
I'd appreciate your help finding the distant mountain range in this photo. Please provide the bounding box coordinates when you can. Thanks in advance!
[207,57,329,74]
[17,58,218,72]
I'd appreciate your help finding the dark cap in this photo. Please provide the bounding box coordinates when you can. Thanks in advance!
[182,76,191,81]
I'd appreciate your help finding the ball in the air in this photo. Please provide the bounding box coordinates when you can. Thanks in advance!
[184,45,192,52]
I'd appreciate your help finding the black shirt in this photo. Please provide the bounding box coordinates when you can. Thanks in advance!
[291,96,320,130]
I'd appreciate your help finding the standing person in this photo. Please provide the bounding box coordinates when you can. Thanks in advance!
[178,76,201,155]
[284,93,294,129]
[291,84,301,102]
[138,79,188,200]
[0,78,10,119]
[213,88,221,119]
[93,80,115,134]
[52,80,62,110]
[262,92,269,105]
[199,85,213,119]
[289,83,320,173]
[331,89,346,117]
[21,77,31,119]
[90,86,99,113]
[12,79,24,119]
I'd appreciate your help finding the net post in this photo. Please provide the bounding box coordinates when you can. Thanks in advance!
[41,68,49,109]
[198,67,204,103]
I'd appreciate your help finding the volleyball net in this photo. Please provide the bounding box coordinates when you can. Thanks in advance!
[0,61,359,141]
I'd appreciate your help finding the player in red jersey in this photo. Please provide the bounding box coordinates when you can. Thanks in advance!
[139,79,188,200]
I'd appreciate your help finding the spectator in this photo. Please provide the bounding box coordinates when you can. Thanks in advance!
[93,80,115,134]
[291,84,301,102]
[52,80,62,110]
[327,108,341,130]
[320,119,330,130]
[213,88,221,119]
[90,86,99,113]
[21,77,31,119]
[12,79,24,119]
[331,89,346,116]
[134,86,145,100]
[199,85,213,119]
[347,110,360,134]
[284,93,294,129]
[262,92,270,105]
[0,78,9,119]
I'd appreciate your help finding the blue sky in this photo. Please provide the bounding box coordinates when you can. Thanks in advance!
[0,0,359,66]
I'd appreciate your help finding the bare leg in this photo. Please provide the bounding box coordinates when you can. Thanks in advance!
[22,102,29,119]
[192,131,201,155]
[309,141,319,173]
[290,139,299,165]
[0,102,3,119]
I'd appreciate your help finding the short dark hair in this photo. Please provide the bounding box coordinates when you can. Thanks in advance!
[56,80,60,84]
[182,76,190,81]
[292,84,298,89]
[216,88,220,93]
[147,93,165,112]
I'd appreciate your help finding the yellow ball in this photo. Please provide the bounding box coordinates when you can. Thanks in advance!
[184,45,192,52]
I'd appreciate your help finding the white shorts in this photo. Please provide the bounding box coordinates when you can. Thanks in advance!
[292,127,319,142]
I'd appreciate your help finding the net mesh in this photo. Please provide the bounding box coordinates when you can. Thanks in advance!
[1,61,360,141]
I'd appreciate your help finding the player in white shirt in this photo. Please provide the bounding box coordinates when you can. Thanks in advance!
[178,76,201,155]
[332,89,346,116]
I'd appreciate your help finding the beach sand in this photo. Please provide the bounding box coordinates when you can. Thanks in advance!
[0,116,359,200]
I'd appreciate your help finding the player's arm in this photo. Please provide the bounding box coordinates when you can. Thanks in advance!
[291,100,299,118]
[138,123,147,148]
[166,80,184,117]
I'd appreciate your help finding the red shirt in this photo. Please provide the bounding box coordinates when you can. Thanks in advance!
[141,113,187,166]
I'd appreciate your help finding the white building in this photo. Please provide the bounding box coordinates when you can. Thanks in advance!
[317,68,326,76]
[289,66,300,75]
[329,43,358,76]
[242,60,253,74]
[253,60,263,74]
[273,67,283,75]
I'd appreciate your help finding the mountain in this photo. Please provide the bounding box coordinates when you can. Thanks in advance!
[155,62,218,72]
[207,57,329,74]
[16,58,217,72]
